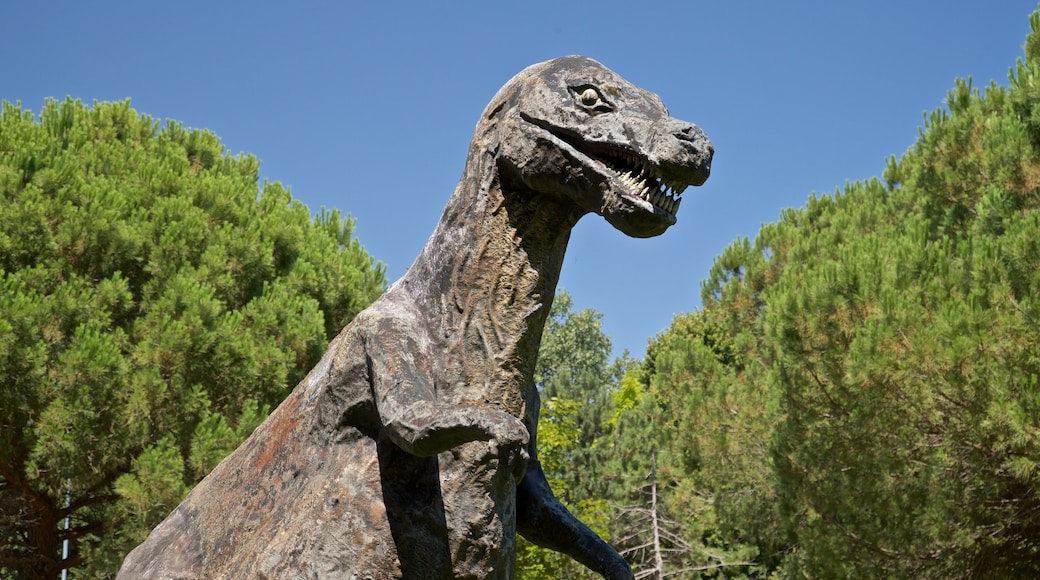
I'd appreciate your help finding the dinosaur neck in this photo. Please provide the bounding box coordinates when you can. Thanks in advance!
[397,156,583,410]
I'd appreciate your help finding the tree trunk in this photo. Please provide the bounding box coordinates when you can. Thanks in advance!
[1,462,63,579]
[26,502,62,579]
[648,452,664,580]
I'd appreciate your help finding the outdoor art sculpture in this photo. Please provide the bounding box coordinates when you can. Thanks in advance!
[118,56,713,579]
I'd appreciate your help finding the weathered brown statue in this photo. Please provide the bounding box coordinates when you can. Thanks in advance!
[119,56,712,579]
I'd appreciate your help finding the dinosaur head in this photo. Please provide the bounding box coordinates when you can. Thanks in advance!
[485,56,713,238]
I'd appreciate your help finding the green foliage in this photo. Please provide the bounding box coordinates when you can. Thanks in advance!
[0,98,386,577]
[637,315,775,577]
[642,7,1040,577]
[519,292,757,577]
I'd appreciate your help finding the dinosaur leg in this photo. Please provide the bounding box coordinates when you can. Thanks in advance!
[437,440,521,578]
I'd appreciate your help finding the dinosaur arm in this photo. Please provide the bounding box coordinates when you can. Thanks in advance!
[516,390,633,580]
[364,315,529,458]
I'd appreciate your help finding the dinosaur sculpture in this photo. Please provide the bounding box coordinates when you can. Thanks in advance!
[118,56,712,579]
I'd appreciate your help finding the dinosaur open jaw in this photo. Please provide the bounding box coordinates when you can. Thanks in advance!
[598,150,687,216]
[530,119,686,217]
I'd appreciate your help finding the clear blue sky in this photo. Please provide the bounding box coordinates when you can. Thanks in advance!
[4,1,1036,358]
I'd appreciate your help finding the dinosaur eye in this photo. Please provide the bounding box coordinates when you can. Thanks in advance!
[580,87,599,106]
[570,85,613,113]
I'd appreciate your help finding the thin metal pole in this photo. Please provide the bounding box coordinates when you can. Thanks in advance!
[60,480,70,579]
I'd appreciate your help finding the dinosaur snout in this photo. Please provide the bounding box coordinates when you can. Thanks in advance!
[676,123,713,184]
[650,118,713,187]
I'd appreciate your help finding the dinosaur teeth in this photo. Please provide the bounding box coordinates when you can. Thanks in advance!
[609,159,683,214]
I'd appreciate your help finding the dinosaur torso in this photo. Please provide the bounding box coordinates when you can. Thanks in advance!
[118,56,712,579]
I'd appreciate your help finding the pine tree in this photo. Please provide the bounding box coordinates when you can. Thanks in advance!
[616,452,688,580]
[644,7,1040,576]
[623,317,767,578]
[0,98,386,577]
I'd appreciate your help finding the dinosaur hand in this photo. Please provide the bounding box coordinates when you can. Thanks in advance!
[480,410,530,482]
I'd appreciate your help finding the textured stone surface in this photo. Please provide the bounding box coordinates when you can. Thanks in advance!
[118,56,712,579]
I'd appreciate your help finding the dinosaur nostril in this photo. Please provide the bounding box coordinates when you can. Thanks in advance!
[675,124,702,142]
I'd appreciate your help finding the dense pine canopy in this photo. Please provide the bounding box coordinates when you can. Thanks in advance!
[0,98,386,577]
[634,9,1040,577]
